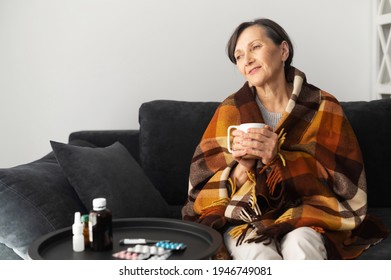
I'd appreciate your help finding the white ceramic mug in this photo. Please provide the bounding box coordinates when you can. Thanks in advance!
[227,122,265,153]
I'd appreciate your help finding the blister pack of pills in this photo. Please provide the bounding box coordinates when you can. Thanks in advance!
[112,245,171,260]
[112,240,186,260]
[155,241,187,251]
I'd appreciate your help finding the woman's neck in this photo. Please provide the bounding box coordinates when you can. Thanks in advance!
[255,82,292,113]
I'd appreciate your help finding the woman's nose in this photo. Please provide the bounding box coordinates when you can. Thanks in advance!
[245,53,254,65]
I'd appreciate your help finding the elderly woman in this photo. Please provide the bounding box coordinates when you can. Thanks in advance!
[182,18,387,259]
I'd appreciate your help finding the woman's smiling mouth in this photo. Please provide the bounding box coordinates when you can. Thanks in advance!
[248,66,261,75]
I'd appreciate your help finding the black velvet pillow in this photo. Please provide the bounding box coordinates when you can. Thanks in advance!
[0,142,89,259]
[50,141,169,218]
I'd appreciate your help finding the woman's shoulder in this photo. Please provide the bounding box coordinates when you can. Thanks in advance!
[320,90,340,103]
[220,92,237,106]
[319,90,345,115]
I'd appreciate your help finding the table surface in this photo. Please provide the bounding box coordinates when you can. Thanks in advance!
[28,218,222,260]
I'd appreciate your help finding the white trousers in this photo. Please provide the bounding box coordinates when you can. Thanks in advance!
[224,226,327,260]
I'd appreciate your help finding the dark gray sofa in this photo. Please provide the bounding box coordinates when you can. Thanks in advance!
[0,99,390,260]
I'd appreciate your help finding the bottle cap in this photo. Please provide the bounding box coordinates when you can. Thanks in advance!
[81,214,89,223]
[92,198,107,210]
[72,212,83,234]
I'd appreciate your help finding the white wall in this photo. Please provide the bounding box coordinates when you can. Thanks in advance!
[0,0,373,168]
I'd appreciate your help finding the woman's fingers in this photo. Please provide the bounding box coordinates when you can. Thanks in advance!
[230,126,278,164]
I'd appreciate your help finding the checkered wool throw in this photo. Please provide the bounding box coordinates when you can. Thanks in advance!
[182,68,388,259]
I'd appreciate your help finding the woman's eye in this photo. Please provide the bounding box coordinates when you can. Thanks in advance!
[252,44,261,50]
[236,55,243,61]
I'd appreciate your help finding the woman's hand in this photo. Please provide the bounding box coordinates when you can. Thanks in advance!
[229,129,256,187]
[231,125,278,165]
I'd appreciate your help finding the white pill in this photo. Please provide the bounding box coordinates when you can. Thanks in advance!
[150,246,158,255]
[142,245,149,254]
[158,247,165,254]
[134,245,142,253]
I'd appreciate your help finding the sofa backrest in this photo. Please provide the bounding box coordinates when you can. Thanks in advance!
[139,100,219,205]
[139,99,391,208]
[341,99,391,208]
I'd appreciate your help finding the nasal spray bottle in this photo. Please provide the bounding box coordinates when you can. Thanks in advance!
[72,212,85,252]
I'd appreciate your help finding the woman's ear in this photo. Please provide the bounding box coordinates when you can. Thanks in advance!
[280,41,289,62]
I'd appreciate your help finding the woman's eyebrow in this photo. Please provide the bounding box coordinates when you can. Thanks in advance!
[235,39,262,54]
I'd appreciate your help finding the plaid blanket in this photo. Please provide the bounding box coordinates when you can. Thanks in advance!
[182,68,388,259]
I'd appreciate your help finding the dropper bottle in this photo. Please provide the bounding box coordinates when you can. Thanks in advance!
[72,212,85,252]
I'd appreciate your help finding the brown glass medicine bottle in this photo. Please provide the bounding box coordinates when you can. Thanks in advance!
[89,198,113,251]
[81,214,90,248]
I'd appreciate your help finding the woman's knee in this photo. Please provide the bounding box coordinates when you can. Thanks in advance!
[281,227,327,260]
[283,227,320,243]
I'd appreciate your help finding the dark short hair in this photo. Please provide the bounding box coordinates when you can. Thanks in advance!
[226,18,294,73]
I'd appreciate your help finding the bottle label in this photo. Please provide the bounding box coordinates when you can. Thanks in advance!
[89,213,97,243]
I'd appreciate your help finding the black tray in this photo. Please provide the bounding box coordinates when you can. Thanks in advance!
[28,218,222,260]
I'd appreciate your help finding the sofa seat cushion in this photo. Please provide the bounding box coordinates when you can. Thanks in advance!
[51,141,169,218]
[357,208,391,259]
[0,243,22,260]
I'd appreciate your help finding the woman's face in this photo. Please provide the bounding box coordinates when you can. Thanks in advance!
[234,25,288,88]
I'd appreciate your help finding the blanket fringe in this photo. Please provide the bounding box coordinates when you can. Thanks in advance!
[228,223,252,246]
[207,197,230,209]
[276,129,287,167]
[228,223,250,240]
[258,129,287,195]
[265,167,282,195]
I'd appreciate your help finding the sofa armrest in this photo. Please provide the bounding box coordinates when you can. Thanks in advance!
[69,130,140,163]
